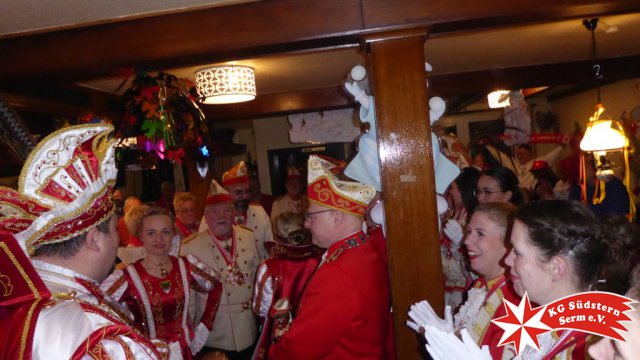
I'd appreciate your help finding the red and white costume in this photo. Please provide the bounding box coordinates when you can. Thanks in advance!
[454,274,520,359]
[0,125,170,359]
[33,260,167,359]
[252,241,323,359]
[175,218,199,239]
[101,255,222,359]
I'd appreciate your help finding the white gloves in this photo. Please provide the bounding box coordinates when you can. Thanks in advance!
[553,180,571,200]
[168,341,183,360]
[425,326,491,360]
[344,81,370,110]
[406,301,453,334]
[444,219,464,247]
[189,323,210,355]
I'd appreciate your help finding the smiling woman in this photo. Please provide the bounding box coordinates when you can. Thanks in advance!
[101,206,223,359]
[408,202,520,359]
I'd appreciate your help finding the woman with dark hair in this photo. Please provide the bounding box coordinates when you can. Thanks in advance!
[422,200,636,360]
[441,167,480,308]
[504,200,625,358]
[476,166,524,206]
[449,167,481,214]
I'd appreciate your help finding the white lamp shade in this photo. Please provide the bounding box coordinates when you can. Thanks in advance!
[487,90,510,108]
[580,119,628,151]
[195,65,256,104]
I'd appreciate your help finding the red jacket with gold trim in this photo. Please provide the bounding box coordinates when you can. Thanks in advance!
[268,231,391,359]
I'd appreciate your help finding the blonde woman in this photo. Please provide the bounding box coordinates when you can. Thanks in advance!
[102,206,222,359]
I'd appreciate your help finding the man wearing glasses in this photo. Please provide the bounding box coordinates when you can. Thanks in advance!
[268,155,392,359]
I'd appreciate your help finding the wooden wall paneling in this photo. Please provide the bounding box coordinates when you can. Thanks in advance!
[366,28,443,360]
[362,0,640,32]
[0,0,364,87]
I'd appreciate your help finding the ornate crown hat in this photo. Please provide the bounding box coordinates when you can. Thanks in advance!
[222,160,249,187]
[307,155,375,218]
[0,124,117,254]
[206,179,233,206]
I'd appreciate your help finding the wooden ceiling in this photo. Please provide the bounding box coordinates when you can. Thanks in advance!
[1,0,640,175]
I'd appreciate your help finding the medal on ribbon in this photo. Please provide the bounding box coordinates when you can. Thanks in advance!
[209,229,249,287]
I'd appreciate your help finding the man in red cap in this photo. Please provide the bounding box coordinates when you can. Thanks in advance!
[268,155,392,359]
[181,180,260,359]
[0,124,169,359]
[200,161,273,260]
[270,165,307,224]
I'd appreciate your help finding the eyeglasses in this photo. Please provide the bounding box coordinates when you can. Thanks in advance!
[473,188,505,197]
[303,209,334,220]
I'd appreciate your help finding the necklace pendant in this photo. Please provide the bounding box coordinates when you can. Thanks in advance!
[160,280,171,293]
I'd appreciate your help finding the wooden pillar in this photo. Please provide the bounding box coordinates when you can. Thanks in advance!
[365,28,444,360]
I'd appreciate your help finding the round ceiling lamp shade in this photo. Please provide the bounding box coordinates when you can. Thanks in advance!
[195,65,256,104]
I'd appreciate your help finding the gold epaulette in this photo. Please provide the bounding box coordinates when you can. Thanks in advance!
[237,224,253,232]
[182,232,198,245]
[43,291,77,308]
[325,233,367,264]
[325,248,345,263]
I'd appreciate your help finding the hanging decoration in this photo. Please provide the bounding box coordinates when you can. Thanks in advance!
[117,70,211,173]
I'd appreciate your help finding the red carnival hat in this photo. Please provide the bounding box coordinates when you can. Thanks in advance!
[307,155,375,218]
[531,160,550,171]
[222,161,249,187]
[0,124,118,254]
[206,179,233,206]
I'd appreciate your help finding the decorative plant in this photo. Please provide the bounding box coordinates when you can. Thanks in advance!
[117,70,211,165]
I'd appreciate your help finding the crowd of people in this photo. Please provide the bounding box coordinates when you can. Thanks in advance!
[407,132,640,359]
[1,121,639,360]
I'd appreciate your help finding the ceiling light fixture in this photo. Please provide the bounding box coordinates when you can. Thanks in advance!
[487,90,511,108]
[194,65,256,104]
[578,18,634,221]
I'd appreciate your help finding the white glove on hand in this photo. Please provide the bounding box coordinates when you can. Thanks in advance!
[553,180,571,200]
[425,326,492,360]
[344,81,370,110]
[444,219,464,247]
[168,341,183,360]
[189,323,210,355]
[406,301,453,334]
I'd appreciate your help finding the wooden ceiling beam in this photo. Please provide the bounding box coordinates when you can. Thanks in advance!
[364,0,640,34]
[0,0,364,88]
[0,92,121,119]
[202,55,640,121]
[429,55,640,96]
[1,0,639,88]
[204,86,355,123]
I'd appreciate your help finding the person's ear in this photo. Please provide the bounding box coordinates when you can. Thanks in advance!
[330,209,343,226]
[504,190,513,201]
[549,255,568,282]
[84,227,101,252]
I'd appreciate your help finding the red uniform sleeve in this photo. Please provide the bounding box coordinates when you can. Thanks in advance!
[186,255,223,331]
[268,265,358,359]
